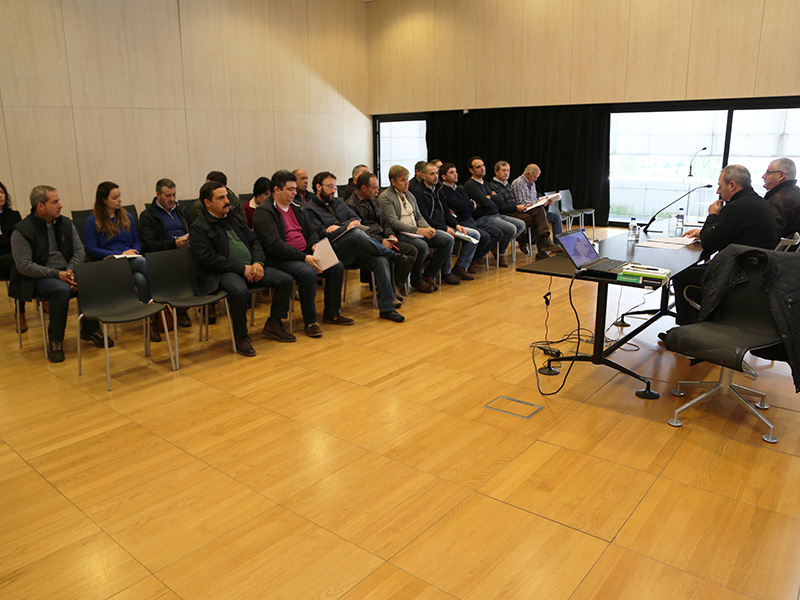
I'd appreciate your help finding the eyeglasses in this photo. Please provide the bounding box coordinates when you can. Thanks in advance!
[322,183,337,190]
[764,170,784,175]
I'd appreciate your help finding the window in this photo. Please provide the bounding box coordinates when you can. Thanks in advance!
[727,108,800,188]
[377,120,427,187]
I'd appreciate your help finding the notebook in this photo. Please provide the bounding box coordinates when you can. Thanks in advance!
[556,229,629,274]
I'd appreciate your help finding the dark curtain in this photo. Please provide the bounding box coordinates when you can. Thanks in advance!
[425,104,611,225]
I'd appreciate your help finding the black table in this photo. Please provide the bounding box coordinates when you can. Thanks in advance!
[517,230,702,398]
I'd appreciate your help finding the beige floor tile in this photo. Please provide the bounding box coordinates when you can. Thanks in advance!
[0,467,78,546]
[0,377,93,428]
[156,505,382,600]
[662,428,800,518]
[480,441,655,540]
[341,563,457,599]
[540,402,690,473]
[0,441,27,476]
[297,341,419,386]
[496,358,618,403]
[284,453,470,559]
[376,412,534,488]
[359,324,460,360]
[0,512,148,599]
[85,461,273,571]
[425,339,530,379]
[392,493,607,600]
[616,478,800,600]
[108,576,181,599]
[570,544,751,600]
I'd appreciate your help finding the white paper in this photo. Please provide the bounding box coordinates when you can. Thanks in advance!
[312,237,339,271]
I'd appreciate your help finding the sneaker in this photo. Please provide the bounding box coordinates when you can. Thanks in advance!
[322,314,355,326]
[48,340,65,363]
[451,265,474,281]
[235,335,257,357]
[441,272,462,285]
[379,310,405,323]
[263,318,296,343]
[177,309,192,328]
[81,329,115,348]
[304,322,323,338]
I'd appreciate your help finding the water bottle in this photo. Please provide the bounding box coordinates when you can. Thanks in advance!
[676,207,685,236]
[627,216,637,241]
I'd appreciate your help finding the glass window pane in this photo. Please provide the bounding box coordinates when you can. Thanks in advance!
[728,108,800,189]
[378,119,427,187]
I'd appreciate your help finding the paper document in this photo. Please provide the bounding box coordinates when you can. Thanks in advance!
[104,254,138,259]
[452,231,478,244]
[313,237,339,271]
[648,236,696,246]
[400,231,425,238]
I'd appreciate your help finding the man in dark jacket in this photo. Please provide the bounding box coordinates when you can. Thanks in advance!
[252,170,352,337]
[9,185,105,362]
[190,180,294,356]
[302,171,408,322]
[672,165,778,325]
[762,158,800,240]
[139,178,192,327]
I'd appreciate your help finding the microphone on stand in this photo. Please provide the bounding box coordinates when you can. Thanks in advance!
[642,184,713,234]
[688,146,707,178]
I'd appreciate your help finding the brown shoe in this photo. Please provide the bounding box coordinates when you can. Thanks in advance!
[304,322,323,338]
[412,279,435,293]
[422,274,440,290]
[498,255,509,268]
[441,272,461,285]
[537,235,563,254]
[15,312,28,334]
[263,317,296,342]
[150,317,162,342]
[467,261,480,274]
[235,335,256,357]
[451,265,475,280]
[322,314,354,326]
[518,241,530,255]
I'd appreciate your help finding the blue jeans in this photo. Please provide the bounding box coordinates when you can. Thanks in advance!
[462,218,502,260]
[547,209,563,235]
[478,214,526,253]
[218,267,294,338]
[454,227,480,268]
[275,259,344,324]
[33,277,99,343]
[128,256,151,304]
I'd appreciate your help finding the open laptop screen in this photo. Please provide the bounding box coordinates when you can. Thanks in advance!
[557,230,601,269]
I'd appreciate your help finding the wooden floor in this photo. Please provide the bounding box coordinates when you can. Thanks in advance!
[3,228,800,600]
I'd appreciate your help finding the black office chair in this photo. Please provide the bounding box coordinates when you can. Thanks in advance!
[663,249,785,443]
[146,248,235,369]
[6,267,50,356]
[74,259,174,390]
[178,199,197,226]
[71,209,94,244]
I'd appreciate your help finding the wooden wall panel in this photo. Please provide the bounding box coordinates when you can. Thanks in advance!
[570,0,630,105]
[124,0,185,109]
[232,111,277,192]
[0,109,13,198]
[755,0,800,97]
[520,0,573,106]
[340,0,370,116]
[186,110,238,192]
[269,0,311,114]
[272,112,313,172]
[4,107,82,215]
[475,0,524,109]
[307,0,345,115]
[625,0,692,102]
[309,113,345,178]
[180,0,233,111]
[0,0,71,107]
[342,113,374,173]
[228,0,274,112]
[62,0,132,108]
[686,0,765,100]
[73,108,140,210]
[131,109,192,201]
[433,0,477,111]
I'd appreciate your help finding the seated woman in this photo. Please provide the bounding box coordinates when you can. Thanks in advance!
[244,176,271,229]
[0,180,25,332]
[84,181,160,342]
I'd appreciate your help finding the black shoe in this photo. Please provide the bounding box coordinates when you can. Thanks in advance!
[451,265,475,281]
[657,331,668,342]
[322,314,355,326]
[304,322,323,338]
[390,252,415,269]
[81,330,114,348]
[177,309,192,328]
[538,235,564,254]
[263,318,296,343]
[150,319,162,343]
[394,298,403,309]
[535,251,550,261]
[48,340,65,363]
[380,310,405,323]
[422,274,440,290]
[207,304,217,324]
[441,273,461,285]
[235,335,257,357]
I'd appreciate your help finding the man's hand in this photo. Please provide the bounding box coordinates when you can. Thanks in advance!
[456,224,466,234]
[471,200,477,210]
[682,228,701,239]
[304,254,323,274]
[243,264,257,282]
[326,224,341,233]
[446,227,456,236]
[346,220,360,230]
[516,204,527,212]
[251,263,264,281]
[708,198,723,215]
[175,235,189,248]
[122,249,139,255]
[417,227,436,239]
[381,239,394,250]
[387,235,398,242]
[58,269,78,291]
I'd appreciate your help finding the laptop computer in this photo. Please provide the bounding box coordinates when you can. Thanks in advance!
[556,229,630,275]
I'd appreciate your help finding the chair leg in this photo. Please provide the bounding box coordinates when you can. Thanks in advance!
[16,299,22,349]
[38,300,48,358]
[77,314,83,374]
[161,308,176,371]
[289,282,295,335]
[590,212,597,241]
[527,228,533,256]
[143,319,150,357]
[172,306,181,370]
[249,291,258,327]
[342,270,349,304]
[223,298,236,353]
[103,323,111,391]
[511,238,516,264]
[370,271,378,308]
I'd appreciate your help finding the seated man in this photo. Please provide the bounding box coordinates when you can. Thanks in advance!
[9,185,106,362]
[378,165,458,292]
[464,156,526,267]
[415,162,479,281]
[304,171,408,322]
[341,164,369,203]
[762,157,800,240]
[346,171,418,300]
[190,180,295,356]
[253,170,353,337]
[438,162,501,273]
[507,163,563,258]
[191,170,243,221]
[139,177,192,327]
[293,169,314,205]
[672,165,777,325]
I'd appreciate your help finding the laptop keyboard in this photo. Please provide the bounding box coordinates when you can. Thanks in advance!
[590,258,627,272]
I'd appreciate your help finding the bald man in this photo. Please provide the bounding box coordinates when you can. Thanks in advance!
[293,169,313,205]
[509,164,562,259]
[762,157,800,240]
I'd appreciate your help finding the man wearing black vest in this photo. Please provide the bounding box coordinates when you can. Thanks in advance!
[10,185,105,362]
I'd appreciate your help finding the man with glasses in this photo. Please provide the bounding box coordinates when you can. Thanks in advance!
[508,163,564,258]
[762,158,800,239]
[304,171,409,322]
